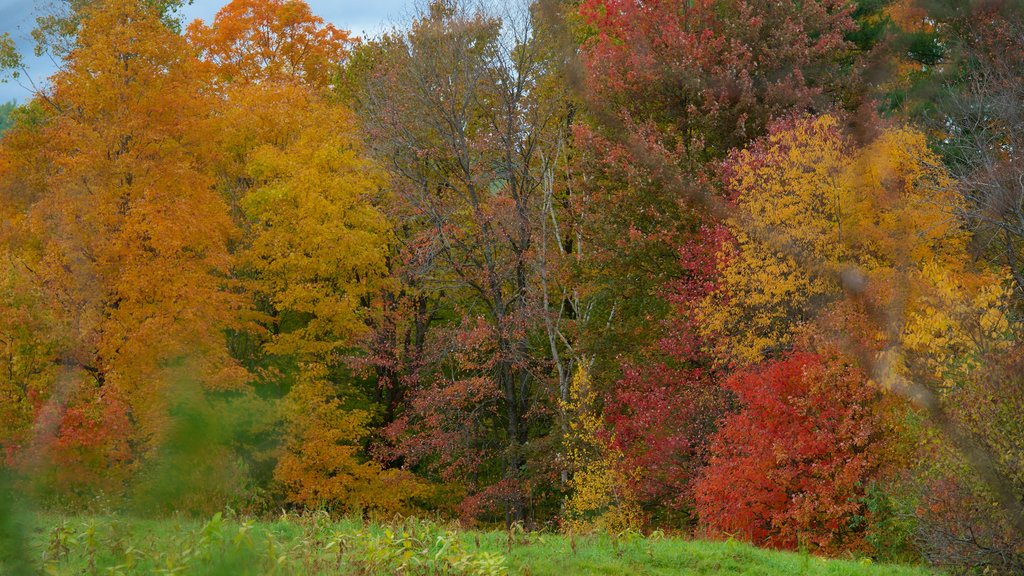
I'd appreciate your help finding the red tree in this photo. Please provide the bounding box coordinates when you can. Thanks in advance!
[694,351,896,553]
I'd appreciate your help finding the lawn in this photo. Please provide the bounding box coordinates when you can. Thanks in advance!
[0,512,935,575]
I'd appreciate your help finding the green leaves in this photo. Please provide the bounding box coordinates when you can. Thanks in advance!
[0,33,22,83]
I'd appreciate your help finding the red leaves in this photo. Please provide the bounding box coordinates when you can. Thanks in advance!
[42,389,133,498]
[607,362,729,513]
[579,0,856,150]
[694,352,891,552]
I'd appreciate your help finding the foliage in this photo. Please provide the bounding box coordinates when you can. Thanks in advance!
[699,115,1003,371]
[359,0,570,523]
[600,228,733,527]
[29,0,190,63]
[197,1,421,514]
[604,361,727,526]
[561,365,640,533]
[908,344,1024,574]
[572,0,864,375]
[930,1,1024,307]
[694,352,901,553]
[578,0,857,157]
[1,0,1024,571]
[187,0,352,86]
[0,0,251,504]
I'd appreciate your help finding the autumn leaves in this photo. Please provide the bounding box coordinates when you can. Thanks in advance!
[0,0,410,512]
[0,1,1022,571]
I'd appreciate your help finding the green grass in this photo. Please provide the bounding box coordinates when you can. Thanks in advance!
[1,513,935,575]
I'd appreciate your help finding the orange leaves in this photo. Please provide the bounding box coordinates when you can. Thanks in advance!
[187,0,352,87]
[42,0,246,400]
[0,0,249,484]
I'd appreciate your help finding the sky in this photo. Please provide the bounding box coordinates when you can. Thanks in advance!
[0,0,411,103]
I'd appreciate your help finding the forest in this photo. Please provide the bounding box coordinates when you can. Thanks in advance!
[0,0,1022,574]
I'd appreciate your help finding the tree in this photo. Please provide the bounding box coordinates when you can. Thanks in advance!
[186,0,352,87]
[360,0,570,524]
[694,351,900,553]
[584,218,733,529]
[926,1,1024,307]
[698,114,1002,373]
[0,0,248,498]
[236,88,422,513]
[193,0,424,513]
[571,0,861,374]
[696,113,1024,548]
[561,364,640,532]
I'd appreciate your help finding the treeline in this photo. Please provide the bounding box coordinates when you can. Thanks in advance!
[0,0,1022,573]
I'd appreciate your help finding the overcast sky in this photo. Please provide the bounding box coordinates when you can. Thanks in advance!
[0,0,411,103]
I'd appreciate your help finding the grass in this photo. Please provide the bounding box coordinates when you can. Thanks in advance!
[0,512,935,575]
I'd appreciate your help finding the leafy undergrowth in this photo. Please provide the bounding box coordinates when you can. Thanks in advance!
[3,513,934,575]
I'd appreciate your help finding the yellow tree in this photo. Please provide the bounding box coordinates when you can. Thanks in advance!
[239,92,422,512]
[561,364,640,533]
[193,0,423,513]
[699,114,1010,380]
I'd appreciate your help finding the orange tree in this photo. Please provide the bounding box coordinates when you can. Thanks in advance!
[0,0,250,505]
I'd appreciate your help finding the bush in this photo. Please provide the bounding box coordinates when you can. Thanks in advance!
[695,351,900,553]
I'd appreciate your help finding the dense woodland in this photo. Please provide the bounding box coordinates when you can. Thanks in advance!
[0,0,1022,573]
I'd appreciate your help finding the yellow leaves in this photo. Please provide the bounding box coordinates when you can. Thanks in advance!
[216,74,403,513]
[561,364,641,533]
[274,362,426,514]
[699,115,1008,386]
[234,88,391,358]
[903,263,1016,385]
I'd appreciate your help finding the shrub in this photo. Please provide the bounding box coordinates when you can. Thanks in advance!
[695,352,899,553]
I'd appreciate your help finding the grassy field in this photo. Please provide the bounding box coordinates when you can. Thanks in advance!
[0,513,934,575]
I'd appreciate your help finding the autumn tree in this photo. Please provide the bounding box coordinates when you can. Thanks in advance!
[358,0,572,524]
[190,0,423,513]
[694,352,900,553]
[698,114,1007,377]
[571,0,861,372]
[187,0,351,87]
[561,364,640,532]
[235,91,423,513]
[0,0,252,503]
[696,113,1023,554]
